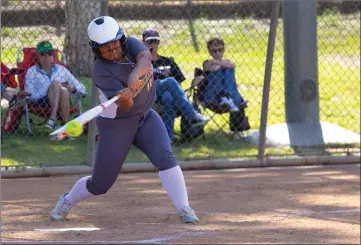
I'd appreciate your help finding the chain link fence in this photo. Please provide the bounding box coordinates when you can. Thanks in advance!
[1,0,360,170]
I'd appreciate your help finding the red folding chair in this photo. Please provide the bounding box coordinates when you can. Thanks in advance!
[14,47,84,135]
[1,62,19,89]
[16,47,67,90]
[1,62,29,134]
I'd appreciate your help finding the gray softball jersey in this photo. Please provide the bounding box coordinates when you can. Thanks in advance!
[86,38,177,196]
[92,36,155,118]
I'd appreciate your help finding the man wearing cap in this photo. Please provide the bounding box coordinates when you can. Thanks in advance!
[142,28,209,143]
[25,40,87,129]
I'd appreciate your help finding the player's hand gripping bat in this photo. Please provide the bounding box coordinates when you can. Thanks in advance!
[49,79,147,141]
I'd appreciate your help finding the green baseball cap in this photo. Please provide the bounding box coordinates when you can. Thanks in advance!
[36,41,54,53]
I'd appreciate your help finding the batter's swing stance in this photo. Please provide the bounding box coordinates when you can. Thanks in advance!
[50,16,199,224]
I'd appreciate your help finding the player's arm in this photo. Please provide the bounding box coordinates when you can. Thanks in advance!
[127,49,152,91]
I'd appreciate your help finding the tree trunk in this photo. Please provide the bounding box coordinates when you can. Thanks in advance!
[64,0,108,76]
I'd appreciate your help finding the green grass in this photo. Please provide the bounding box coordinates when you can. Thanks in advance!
[1,12,360,167]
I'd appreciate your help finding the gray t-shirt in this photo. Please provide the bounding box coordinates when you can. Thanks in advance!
[92,36,155,118]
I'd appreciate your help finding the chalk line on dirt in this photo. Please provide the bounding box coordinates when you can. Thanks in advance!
[2,231,215,244]
[218,163,360,173]
[34,227,101,232]
[293,208,360,216]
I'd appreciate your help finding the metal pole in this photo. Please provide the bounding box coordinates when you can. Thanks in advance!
[283,0,324,152]
[86,82,98,168]
[257,1,281,165]
[284,0,319,124]
[186,0,199,52]
[86,0,108,167]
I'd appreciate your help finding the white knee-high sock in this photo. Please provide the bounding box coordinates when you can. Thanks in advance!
[159,165,189,213]
[65,176,94,206]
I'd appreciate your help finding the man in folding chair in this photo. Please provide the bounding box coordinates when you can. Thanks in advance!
[24,40,87,130]
[200,37,250,133]
[142,28,209,143]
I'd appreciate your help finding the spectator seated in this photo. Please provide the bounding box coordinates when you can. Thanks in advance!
[191,67,250,134]
[1,41,87,135]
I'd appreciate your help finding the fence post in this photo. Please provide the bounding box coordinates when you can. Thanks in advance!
[283,0,324,150]
[186,0,199,52]
[258,1,281,165]
[86,0,108,168]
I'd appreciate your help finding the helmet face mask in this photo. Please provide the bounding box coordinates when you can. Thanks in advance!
[88,16,127,61]
[98,40,123,61]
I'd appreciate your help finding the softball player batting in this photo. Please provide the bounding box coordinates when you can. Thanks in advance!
[50,16,199,224]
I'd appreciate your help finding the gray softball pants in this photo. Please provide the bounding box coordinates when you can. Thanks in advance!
[86,109,178,195]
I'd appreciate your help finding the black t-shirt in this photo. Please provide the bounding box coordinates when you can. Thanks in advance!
[152,56,185,84]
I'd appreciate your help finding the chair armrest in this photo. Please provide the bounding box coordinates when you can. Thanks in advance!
[184,75,205,93]
[16,91,32,98]
[9,68,25,75]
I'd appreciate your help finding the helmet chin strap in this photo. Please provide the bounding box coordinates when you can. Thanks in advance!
[112,49,127,63]
[114,55,129,64]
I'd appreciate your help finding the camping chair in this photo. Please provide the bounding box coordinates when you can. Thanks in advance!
[186,68,250,139]
[1,62,33,137]
[1,62,19,89]
[13,47,85,135]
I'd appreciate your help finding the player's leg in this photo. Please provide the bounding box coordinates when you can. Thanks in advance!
[50,115,139,221]
[133,109,199,223]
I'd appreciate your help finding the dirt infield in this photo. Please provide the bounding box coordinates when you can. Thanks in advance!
[1,164,360,244]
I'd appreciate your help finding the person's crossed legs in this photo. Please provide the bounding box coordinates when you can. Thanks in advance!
[205,69,246,111]
[156,77,209,140]
[222,68,244,106]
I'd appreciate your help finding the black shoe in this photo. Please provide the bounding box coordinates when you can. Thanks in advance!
[230,110,250,132]
[238,100,248,109]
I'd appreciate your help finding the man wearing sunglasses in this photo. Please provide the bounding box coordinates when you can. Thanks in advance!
[25,40,86,129]
[142,28,209,143]
[203,38,250,132]
[203,38,245,110]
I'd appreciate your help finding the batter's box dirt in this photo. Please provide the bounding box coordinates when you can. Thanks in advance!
[1,164,360,244]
